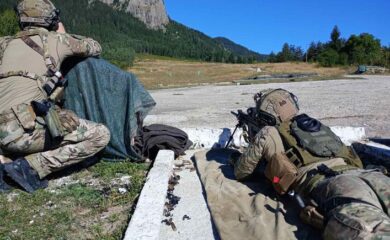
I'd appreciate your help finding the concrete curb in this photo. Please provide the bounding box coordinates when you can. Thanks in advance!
[123,150,175,240]
[183,126,366,149]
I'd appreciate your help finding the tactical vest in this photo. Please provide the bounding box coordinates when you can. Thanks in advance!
[0,29,63,100]
[277,115,363,169]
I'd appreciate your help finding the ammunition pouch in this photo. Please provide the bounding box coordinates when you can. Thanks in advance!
[0,103,36,146]
[31,100,66,139]
[264,152,298,195]
[11,103,36,131]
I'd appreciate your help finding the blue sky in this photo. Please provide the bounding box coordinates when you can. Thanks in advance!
[164,0,390,54]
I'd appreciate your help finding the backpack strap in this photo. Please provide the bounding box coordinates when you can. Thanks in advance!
[14,30,64,97]
[19,34,58,74]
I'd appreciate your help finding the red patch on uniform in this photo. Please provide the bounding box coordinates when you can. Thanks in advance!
[273,176,280,183]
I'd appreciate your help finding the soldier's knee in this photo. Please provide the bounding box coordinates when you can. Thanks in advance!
[323,203,390,240]
[95,124,110,147]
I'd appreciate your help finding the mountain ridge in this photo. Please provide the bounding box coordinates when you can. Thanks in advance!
[96,0,169,30]
[0,0,266,66]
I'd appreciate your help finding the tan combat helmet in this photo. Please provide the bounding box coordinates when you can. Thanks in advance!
[16,0,60,30]
[254,88,300,124]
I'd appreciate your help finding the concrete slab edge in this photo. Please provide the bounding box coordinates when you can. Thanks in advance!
[123,150,175,240]
[183,126,366,149]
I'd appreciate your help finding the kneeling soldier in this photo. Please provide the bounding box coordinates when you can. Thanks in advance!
[0,0,110,193]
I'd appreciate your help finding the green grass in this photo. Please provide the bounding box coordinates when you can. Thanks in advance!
[0,160,149,240]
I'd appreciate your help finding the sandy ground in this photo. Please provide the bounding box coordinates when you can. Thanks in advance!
[145,75,390,138]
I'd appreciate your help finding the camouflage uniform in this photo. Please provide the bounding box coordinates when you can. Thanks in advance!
[233,89,390,239]
[0,20,110,177]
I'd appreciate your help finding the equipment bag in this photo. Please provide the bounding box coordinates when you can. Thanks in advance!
[264,152,298,195]
[291,114,343,157]
[278,114,363,168]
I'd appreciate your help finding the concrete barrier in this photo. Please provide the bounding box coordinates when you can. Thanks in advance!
[123,150,175,240]
[183,126,366,149]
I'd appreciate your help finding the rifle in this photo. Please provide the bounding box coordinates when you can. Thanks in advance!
[225,107,276,148]
[43,71,68,103]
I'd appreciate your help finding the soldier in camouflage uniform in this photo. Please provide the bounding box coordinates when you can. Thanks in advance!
[0,0,110,193]
[231,88,390,239]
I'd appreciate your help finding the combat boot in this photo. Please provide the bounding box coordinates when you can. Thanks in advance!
[3,158,48,193]
[0,164,12,193]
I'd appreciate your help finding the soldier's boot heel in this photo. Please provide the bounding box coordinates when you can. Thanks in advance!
[4,158,46,193]
[0,164,12,193]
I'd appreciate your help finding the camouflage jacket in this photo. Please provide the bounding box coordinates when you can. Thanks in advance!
[233,126,351,182]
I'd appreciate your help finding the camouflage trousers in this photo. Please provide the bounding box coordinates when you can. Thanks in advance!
[0,115,110,179]
[311,169,390,240]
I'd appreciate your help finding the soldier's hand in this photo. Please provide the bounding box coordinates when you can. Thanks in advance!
[57,109,80,133]
[57,22,66,34]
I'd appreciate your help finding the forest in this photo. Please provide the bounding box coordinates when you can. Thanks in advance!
[0,0,263,67]
[1,0,389,68]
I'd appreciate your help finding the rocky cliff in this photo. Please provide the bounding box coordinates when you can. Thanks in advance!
[97,0,169,30]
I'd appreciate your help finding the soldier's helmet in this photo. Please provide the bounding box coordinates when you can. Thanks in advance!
[16,0,60,30]
[254,88,300,124]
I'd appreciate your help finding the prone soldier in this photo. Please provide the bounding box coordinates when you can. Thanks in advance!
[0,0,110,193]
[230,88,390,239]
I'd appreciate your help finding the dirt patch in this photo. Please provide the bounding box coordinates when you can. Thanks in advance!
[130,58,350,89]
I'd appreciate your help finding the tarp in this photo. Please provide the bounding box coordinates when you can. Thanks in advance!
[194,149,321,240]
[62,57,156,161]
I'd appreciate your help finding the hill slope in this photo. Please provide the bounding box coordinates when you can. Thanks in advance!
[215,37,268,61]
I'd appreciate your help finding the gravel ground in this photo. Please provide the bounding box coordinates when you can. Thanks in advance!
[145,75,390,138]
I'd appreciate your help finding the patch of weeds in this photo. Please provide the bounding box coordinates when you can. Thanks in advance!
[90,160,149,177]
[61,183,104,208]
[0,160,150,239]
[0,189,74,239]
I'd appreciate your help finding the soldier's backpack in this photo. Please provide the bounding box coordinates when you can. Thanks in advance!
[277,114,363,168]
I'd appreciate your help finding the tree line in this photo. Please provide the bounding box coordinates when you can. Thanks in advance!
[269,26,390,68]
[1,0,388,68]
